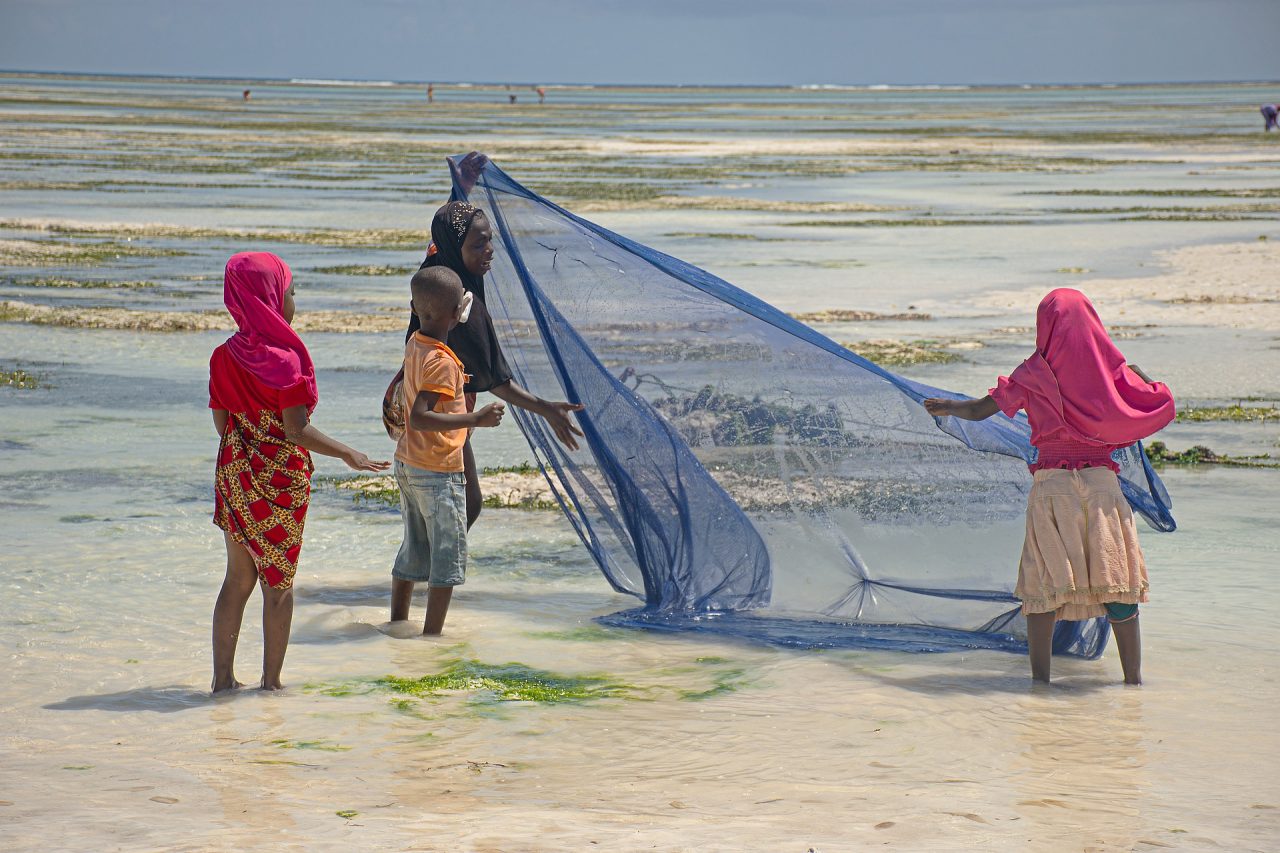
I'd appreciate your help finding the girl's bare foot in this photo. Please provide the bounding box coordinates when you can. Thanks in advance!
[259,678,286,691]
[211,678,244,696]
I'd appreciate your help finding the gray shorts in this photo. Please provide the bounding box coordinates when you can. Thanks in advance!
[391,460,468,587]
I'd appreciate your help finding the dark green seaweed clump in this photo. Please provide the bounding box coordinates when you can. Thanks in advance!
[1144,441,1277,469]
[1,368,44,389]
[652,384,848,447]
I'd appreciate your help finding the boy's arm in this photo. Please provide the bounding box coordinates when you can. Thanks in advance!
[213,408,229,436]
[409,391,505,431]
[923,395,1000,421]
[409,390,472,432]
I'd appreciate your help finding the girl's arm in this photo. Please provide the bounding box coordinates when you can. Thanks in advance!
[489,380,585,450]
[213,408,229,436]
[281,405,390,472]
[923,395,1000,421]
[1127,363,1155,384]
[409,391,505,431]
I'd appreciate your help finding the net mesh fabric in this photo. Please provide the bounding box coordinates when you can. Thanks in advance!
[459,157,1175,659]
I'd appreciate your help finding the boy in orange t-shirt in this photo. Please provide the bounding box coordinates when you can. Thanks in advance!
[391,267,505,635]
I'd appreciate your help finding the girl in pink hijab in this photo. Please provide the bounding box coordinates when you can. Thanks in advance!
[925,289,1175,685]
[209,252,389,695]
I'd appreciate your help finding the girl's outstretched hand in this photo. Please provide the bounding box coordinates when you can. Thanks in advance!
[542,401,586,451]
[923,398,955,417]
[344,450,391,472]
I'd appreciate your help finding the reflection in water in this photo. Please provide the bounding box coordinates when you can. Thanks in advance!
[1014,687,1149,851]
[204,702,298,837]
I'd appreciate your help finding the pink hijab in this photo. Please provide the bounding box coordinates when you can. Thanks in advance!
[223,252,317,408]
[1006,289,1174,446]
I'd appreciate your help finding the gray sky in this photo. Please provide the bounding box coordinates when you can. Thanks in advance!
[0,0,1275,86]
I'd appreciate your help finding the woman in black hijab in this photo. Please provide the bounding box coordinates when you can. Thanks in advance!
[402,191,583,542]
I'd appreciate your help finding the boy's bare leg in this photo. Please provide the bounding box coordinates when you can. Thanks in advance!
[260,583,294,690]
[1111,614,1142,685]
[423,586,454,636]
[212,533,258,694]
[391,578,415,622]
[1026,611,1056,684]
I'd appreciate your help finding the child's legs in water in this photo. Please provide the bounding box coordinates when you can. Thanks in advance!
[390,578,415,621]
[1026,611,1056,683]
[1106,605,1142,685]
[424,586,454,636]
[260,581,293,690]
[212,532,258,694]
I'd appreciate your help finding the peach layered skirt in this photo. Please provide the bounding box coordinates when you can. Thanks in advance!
[1016,467,1149,619]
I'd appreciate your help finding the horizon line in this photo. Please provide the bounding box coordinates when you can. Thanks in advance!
[2,68,1277,91]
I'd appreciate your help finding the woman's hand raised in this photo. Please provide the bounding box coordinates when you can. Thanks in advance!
[540,401,586,451]
[451,151,489,196]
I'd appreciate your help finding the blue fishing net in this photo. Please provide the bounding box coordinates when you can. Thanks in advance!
[458,157,1175,659]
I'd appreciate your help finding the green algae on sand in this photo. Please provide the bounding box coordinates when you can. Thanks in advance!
[268,739,352,752]
[1144,441,1278,469]
[1,276,159,289]
[791,309,932,323]
[333,468,560,511]
[314,660,629,705]
[1175,405,1278,423]
[786,217,1029,229]
[843,339,971,367]
[0,237,187,267]
[0,300,407,333]
[312,264,412,276]
[0,219,428,250]
[677,666,755,701]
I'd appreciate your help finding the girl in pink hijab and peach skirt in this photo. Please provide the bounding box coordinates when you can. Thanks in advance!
[925,289,1175,685]
[209,252,388,695]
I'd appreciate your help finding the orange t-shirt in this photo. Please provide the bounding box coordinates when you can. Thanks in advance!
[395,333,470,472]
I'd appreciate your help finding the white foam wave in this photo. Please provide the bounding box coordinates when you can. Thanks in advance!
[289,78,398,87]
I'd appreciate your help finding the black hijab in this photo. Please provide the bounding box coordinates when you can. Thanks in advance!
[406,201,513,394]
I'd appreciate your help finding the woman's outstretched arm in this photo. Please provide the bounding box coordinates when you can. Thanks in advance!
[489,380,585,450]
[923,395,1000,421]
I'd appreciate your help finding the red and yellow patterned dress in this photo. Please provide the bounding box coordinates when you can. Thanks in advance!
[209,345,315,589]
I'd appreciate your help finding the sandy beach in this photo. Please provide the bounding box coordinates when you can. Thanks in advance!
[2,75,1278,851]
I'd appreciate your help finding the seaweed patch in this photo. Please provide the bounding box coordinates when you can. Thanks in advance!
[312,660,629,705]
[1144,441,1278,469]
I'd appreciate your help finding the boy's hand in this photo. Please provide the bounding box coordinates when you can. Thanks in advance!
[344,450,391,472]
[474,402,506,428]
[923,398,955,417]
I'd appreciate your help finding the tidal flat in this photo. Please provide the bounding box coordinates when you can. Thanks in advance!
[2,75,1278,852]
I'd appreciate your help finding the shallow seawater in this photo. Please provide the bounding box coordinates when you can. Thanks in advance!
[2,75,1279,851]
